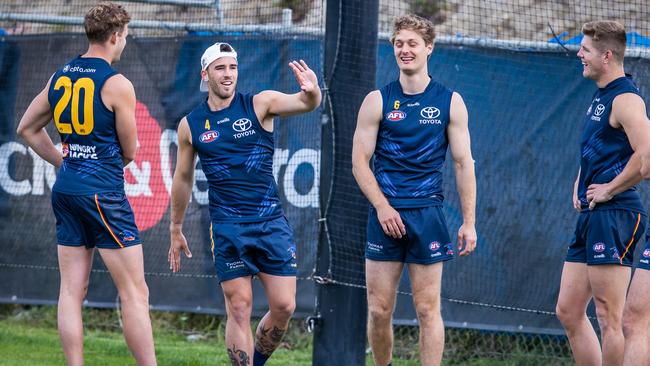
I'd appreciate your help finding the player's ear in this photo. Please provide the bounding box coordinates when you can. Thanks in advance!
[603,49,613,64]
[110,31,118,45]
[201,70,208,81]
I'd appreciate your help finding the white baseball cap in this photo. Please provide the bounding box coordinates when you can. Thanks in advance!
[200,42,237,92]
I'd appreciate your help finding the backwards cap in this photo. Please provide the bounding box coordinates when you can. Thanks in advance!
[200,42,237,92]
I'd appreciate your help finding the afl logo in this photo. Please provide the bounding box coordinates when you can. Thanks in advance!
[63,65,70,73]
[593,243,606,253]
[429,241,440,251]
[199,130,219,143]
[643,249,650,258]
[421,106,440,119]
[386,110,406,121]
[594,104,605,116]
[232,118,252,132]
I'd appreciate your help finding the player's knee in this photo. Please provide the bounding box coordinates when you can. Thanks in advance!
[415,303,440,325]
[116,278,150,305]
[270,298,295,321]
[623,303,644,337]
[623,316,637,339]
[368,302,393,324]
[60,280,90,301]
[594,300,622,333]
[555,301,580,327]
[226,297,252,325]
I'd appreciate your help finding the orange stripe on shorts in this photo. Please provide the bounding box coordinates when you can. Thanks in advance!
[620,213,641,264]
[210,223,215,261]
[94,194,124,248]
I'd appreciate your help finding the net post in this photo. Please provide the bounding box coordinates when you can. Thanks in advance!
[312,0,379,365]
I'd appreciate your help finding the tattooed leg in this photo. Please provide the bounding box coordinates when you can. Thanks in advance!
[222,277,254,366]
[227,344,251,366]
[255,323,287,356]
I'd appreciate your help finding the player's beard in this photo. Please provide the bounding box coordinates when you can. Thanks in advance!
[210,79,237,99]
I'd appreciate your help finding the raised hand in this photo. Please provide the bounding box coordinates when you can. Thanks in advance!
[289,60,318,94]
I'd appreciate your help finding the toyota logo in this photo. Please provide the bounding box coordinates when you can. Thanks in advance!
[232,118,252,132]
[420,106,440,119]
[594,104,605,116]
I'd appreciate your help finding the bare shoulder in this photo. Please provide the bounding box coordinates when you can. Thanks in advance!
[354,90,383,133]
[611,92,647,128]
[253,90,281,108]
[365,89,382,104]
[360,90,382,113]
[104,74,135,95]
[178,116,190,131]
[450,91,466,107]
[177,116,192,144]
[102,74,135,111]
[449,91,468,124]
[613,92,645,108]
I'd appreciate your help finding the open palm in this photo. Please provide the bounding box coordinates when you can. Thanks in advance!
[289,60,318,93]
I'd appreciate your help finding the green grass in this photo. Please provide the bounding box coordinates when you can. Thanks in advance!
[0,305,312,366]
[0,305,571,366]
[0,322,313,366]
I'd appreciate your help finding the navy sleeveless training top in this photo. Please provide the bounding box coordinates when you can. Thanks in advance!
[48,56,124,195]
[578,75,645,213]
[374,78,453,208]
[186,93,283,222]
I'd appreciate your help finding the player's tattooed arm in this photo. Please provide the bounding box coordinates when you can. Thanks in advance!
[255,325,287,355]
[227,345,250,366]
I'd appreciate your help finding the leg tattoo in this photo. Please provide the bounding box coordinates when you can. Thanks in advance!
[227,345,251,366]
[255,325,287,356]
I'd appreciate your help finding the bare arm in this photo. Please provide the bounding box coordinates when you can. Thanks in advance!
[573,168,581,212]
[641,147,650,179]
[168,117,195,272]
[253,60,322,123]
[351,90,405,238]
[586,93,650,209]
[103,74,137,165]
[16,77,62,167]
[447,92,477,256]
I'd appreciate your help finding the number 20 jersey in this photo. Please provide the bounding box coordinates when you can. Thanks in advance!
[47,56,124,195]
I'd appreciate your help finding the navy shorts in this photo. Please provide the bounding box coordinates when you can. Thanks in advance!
[566,209,646,266]
[365,205,454,264]
[638,229,650,270]
[51,191,141,249]
[210,216,297,283]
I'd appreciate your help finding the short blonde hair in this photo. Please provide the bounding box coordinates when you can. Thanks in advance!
[390,14,436,46]
[582,21,626,63]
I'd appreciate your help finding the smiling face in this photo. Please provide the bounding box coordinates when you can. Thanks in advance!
[577,35,606,80]
[393,29,433,75]
[202,56,238,99]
